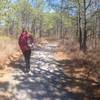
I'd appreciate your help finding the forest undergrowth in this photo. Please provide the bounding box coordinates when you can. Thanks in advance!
[56,38,100,98]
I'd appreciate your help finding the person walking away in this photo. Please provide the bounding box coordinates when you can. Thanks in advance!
[18,29,34,72]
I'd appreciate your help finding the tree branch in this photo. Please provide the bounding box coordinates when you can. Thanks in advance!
[85,0,92,10]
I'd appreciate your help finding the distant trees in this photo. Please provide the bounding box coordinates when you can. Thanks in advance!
[0,0,99,51]
[46,0,74,39]
[47,0,100,51]
[76,0,92,51]
[76,0,100,51]
[0,0,73,38]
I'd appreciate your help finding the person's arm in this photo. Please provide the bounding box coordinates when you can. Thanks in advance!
[27,34,36,49]
[29,34,35,44]
[18,34,21,46]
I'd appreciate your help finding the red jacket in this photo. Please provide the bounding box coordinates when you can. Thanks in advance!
[18,32,34,53]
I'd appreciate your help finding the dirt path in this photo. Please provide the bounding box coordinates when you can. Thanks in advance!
[0,42,99,100]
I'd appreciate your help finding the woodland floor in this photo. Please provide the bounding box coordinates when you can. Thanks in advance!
[0,40,100,100]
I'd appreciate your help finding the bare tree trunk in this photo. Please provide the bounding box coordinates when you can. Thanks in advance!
[31,17,36,37]
[97,10,100,38]
[82,0,87,52]
[60,0,64,39]
[77,0,82,50]
[39,18,42,38]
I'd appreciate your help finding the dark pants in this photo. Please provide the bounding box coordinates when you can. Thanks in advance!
[23,50,31,71]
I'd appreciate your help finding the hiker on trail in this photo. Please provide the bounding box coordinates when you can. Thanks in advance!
[18,28,34,72]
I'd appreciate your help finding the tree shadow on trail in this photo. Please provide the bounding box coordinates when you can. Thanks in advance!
[8,57,100,100]
[0,82,10,100]
[55,58,100,99]
[8,58,27,73]
[10,65,83,100]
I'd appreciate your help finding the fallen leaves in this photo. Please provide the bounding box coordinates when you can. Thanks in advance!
[54,51,71,60]
[0,91,12,98]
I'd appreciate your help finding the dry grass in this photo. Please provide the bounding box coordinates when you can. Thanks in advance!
[0,36,19,68]
[57,38,100,80]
